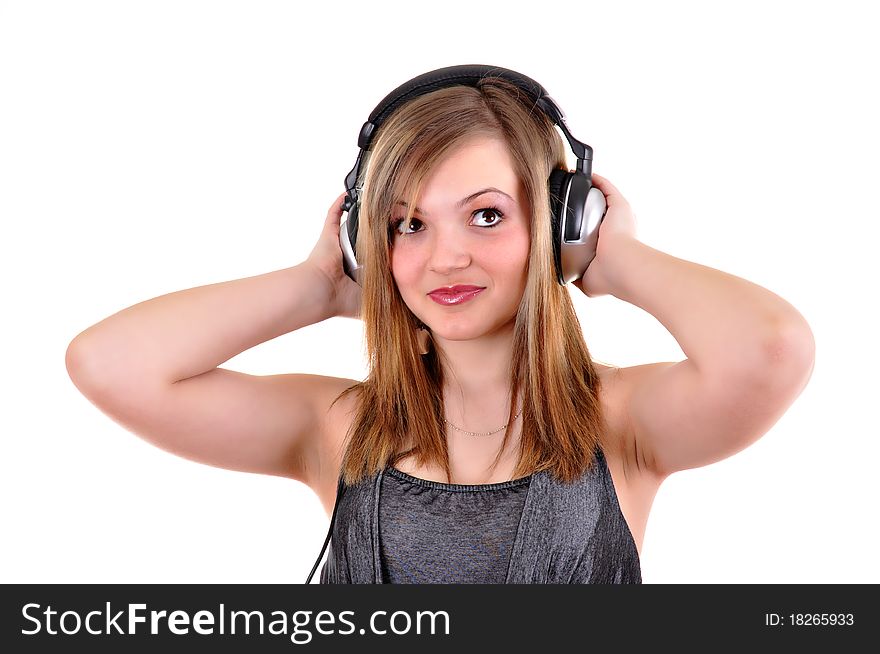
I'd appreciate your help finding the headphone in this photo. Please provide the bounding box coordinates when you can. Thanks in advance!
[306,64,605,583]
[337,63,607,289]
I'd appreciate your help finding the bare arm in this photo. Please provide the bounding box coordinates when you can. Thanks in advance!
[67,263,335,388]
[577,174,814,479]
[65,194,362,484]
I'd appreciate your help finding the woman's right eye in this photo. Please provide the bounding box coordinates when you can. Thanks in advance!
[392,218,423,235]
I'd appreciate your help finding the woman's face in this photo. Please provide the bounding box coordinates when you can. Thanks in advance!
[389,136,531,342]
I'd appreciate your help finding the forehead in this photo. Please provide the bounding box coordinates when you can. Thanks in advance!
[397,137,521,210]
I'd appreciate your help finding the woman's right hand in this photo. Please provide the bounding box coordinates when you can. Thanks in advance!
[306,191,363,320]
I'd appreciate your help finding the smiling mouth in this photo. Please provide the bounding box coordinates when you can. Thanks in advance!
[427,288,485,306]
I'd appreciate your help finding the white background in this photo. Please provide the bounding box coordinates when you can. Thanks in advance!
[2,0,877,584]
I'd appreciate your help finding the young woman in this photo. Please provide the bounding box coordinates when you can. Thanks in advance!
[65,66,815,584]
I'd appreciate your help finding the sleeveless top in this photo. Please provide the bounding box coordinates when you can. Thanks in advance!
[319,446,641,584]
[379,467,533,583]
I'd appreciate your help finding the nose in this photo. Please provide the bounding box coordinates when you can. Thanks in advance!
[426,228,473,275]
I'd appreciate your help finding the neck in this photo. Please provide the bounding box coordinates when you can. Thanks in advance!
[434,321,519,431]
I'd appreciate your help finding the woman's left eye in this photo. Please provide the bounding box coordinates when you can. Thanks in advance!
[472,207,505,228]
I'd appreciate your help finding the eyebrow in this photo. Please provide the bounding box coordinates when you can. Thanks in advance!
[393,187,514,216]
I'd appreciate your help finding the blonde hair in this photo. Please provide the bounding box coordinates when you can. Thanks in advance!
[331,76,611,486]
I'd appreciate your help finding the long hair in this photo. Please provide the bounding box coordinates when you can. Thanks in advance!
[330,75,609,486]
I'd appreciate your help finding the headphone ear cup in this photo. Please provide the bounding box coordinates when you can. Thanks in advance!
[548,168,572,285]
[339,198,363,286]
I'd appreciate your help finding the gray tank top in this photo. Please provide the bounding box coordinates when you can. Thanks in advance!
[379,467,533,583]
[319,446,641,584]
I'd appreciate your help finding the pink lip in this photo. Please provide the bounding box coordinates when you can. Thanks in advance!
[428,285,485,294]
[428,288,485,306]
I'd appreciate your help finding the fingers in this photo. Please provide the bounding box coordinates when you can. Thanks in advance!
[591,172,616,192]
[333,191,348,214]
[325,191,349,227]
[591,173,627,205]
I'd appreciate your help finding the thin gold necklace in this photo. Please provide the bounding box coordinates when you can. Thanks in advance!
[444,407,523,437]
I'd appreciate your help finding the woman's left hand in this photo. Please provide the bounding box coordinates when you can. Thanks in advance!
[573,172,639,298]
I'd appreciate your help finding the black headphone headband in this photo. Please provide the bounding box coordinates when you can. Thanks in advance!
[343,64,593,200]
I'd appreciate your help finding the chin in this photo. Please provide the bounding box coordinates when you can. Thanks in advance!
[427,322,485,342]
[434,317,512,341]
